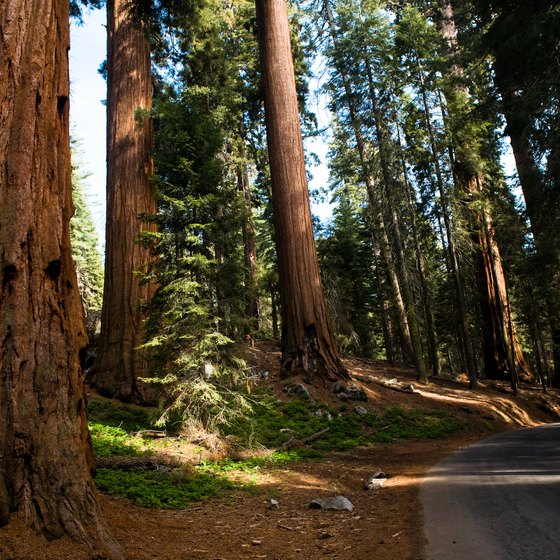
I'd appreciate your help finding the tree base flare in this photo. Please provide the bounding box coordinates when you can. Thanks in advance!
[281,325,350,385]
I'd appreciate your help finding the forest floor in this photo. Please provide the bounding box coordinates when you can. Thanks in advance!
[2,341,560,560]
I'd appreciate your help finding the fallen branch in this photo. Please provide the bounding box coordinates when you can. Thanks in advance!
[279,427,330,451]
[370,377,416,394]
[134,429,167,438]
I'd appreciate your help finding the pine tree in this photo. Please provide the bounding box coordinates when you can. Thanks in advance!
[472,0,560,384]
[70,142,104,316]
[436,0,531,383]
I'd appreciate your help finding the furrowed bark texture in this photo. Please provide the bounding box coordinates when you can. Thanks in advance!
[439,0,530,382]
[0,1,123,557]
[255,0,348,383]
[95,0,156,403]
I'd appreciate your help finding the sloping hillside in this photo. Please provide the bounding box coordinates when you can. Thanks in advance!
[1,341,558,560]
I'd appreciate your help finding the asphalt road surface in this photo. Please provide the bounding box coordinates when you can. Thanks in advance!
[421,423,560,559]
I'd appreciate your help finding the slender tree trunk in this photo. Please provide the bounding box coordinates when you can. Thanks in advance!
[438,0,530,382]
[415,58,477,386]
[270,282,279,339]
[0,1,122,556]
[237,128,259,339]
[255,0,348,383]
[373,246,396,364]
[364,62,428,383]
[324,0,415,366]
[395,118,440,376]
[94,0,157,403]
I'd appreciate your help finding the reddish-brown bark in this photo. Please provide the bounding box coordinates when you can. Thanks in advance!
[0,1,122,557]
[255,0,348,383]
[94,0,156,403]
[438,0,531,382]
[494,65,560,385]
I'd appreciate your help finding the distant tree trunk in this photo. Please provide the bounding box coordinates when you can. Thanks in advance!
[237,127,259,339]
[373,249,396,364]
[0,1,122,557]
[94,0,157,403]
[396,119,440,377]
[324,0,415,367]
[438,0,531,382]
[270,282,280,339]
[364,62,428,383]
[255,0,348,383]
[415,58,478,387]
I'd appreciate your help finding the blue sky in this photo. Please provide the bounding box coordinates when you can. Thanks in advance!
[69,9,516,251]
[70,8,107,246]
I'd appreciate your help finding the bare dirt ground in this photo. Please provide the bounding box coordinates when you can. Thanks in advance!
[2,341,559,560]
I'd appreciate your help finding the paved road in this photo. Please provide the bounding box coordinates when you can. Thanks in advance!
[421,424,560,560]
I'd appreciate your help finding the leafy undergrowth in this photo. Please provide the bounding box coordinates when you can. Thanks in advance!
[94,467,240,509]
[87,399,158,432]
[89,423,150,457]
[88,409,246,509]
[87,390,466,509]
[222,391,466,451]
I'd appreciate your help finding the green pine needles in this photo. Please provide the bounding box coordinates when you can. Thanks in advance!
[141,88,251,433]
[70,139,104,315]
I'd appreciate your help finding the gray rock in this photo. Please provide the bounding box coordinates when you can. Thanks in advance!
[338,384,368,402]
[331,381,346,394]
[314,409,333,421]
[270,499,279,509]
[364,471,388,491]
[354,406,368,416]
[309,496,354,511]
[289,383,311,400]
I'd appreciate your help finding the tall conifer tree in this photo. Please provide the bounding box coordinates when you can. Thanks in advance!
[255,0,349,382]
[94,0,157,403]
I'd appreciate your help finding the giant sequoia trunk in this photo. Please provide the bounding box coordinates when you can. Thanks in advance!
[255,0,348,383]
[438,0,531,382]
[0,2,122,557]
[494,64,560,385]
[94,0,157,403]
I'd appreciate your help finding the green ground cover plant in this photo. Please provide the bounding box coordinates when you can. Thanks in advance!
[223,392,466,451]
[94,467,241,509]
[87,392,466,509]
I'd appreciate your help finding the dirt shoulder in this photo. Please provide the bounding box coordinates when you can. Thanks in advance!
[0,434,482,560]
